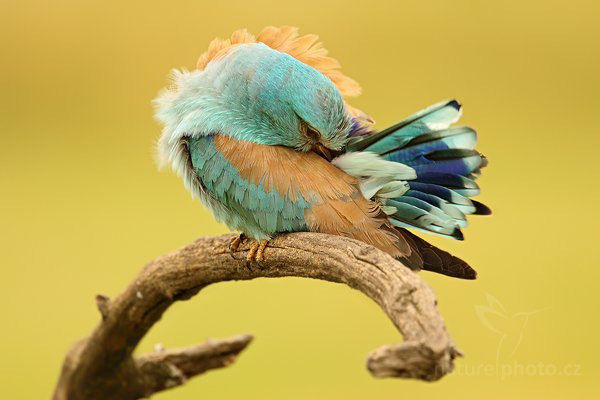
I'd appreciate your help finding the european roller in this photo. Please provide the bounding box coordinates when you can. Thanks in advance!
[154,26,490,279]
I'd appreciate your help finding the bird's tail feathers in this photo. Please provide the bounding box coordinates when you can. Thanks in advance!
[398,228,478,279]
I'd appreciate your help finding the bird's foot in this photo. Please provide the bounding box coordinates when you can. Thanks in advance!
[229,233,247,256]
[229,234,269,263]
[246,239,269,263]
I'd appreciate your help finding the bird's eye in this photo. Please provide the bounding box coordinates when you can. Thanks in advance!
[299,119,321,142]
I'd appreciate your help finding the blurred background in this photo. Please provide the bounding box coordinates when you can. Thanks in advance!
[1,0,598,398]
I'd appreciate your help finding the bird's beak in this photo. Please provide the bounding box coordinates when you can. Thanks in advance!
[311,143,332,161]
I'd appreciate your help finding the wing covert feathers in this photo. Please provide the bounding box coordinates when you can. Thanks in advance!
[214,135,410,258]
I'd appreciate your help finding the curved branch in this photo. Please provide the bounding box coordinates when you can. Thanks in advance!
[53,233,461,400]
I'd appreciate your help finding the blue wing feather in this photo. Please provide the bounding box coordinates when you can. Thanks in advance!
[349,100,489,239]
[347,99,462,153]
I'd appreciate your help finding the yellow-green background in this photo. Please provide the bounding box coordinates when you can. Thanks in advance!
[1,0,598,398]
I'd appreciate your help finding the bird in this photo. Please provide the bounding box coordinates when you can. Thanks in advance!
[154,26,490,279]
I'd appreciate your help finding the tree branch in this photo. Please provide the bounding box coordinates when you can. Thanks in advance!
[53,232,461,400]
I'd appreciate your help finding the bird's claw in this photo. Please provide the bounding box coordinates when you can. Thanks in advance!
[246,240,269,263]
[229,233,247,258]
[229,234,269,263]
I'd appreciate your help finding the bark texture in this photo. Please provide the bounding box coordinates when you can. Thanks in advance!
[53,233,461,399]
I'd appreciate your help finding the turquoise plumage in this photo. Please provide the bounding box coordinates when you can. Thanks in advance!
[187,135,310,239]
[154,27,490,279]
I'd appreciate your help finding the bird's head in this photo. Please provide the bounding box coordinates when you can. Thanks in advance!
[155,43,353,167]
